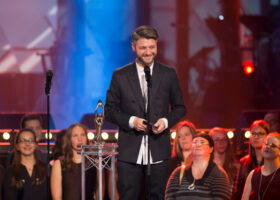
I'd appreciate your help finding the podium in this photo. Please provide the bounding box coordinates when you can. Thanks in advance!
[80,143,118,200]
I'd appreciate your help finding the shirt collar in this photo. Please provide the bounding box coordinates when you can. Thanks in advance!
[136,61,154,75]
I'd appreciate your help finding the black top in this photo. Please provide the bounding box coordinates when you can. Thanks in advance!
[168,156,182,178]
[0,165,5,200]
[232,154,263,200]
[105,61,186,163]
[2,164,47,200]
[6,149,48,167]
[249,167,280,200]
[61,162,97,200]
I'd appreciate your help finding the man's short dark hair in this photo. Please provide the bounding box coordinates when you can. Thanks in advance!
[20,114,43,129]
[132,25,159,42]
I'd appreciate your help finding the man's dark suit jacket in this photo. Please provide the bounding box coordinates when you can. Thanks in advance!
[105,61,186,163]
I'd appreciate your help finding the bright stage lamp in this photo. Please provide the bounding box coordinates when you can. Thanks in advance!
[45,132,53,140]
[3,132,10,140]
[171,132,176,140]
[227,131,234,139]
[115,132,119,140]
[101,132,109,140]
[244,131,251,139]
[87,132,95,140]
[243,60,254,75]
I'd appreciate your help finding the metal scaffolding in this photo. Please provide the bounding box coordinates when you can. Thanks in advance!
[80,143,118,200]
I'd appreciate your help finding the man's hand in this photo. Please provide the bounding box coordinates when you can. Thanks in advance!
[133,117,147,132]
[152,119,165,134]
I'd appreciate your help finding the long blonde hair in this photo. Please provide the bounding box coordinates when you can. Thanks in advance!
[171,120,196,160]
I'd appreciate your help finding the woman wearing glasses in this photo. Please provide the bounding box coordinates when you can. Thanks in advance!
[209,127,239,186]
[165,133,231,200]
[242,132,280,199]
[2,128,47,200]
[232,120,270,200]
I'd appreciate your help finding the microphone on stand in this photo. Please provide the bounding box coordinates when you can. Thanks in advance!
[45,70,53,95]
[144,65,152,199]
[144,66,152,88]
[44,69,53,200]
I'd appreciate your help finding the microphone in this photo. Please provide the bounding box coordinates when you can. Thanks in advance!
[45,70,53,95]
[144,66,152,87]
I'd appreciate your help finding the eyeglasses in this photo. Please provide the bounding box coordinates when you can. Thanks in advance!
[178,133,192,139]
[192,140,209,146]
[213,138,228,143]
[265,142,280,149]
[18,139,35,144]
[251,132,266,137]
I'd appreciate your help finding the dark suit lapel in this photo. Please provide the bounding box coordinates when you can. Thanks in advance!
[127,63,145,111]
[150,61,163,107]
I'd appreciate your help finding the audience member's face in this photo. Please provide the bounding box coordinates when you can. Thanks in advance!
[212,131,228,154]
[16,131,36,156]
[192,137,213,158]
[132,38,157,66]
[24,119,42,141]
[265,113,280,132]
[262,135,280,160]
[250,125,267,150]
[71,126,87,151]
[177,126,193,151]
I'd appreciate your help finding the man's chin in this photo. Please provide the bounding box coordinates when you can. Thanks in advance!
[139,59,154,66]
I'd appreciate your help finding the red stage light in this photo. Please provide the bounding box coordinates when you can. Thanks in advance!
[243,60,254,75]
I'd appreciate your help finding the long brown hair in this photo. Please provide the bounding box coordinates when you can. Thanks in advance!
[12,128,46,188]
[209,127,237,184]
[61,123,89,171]
[171,120,196,160]
[248,120,270,171]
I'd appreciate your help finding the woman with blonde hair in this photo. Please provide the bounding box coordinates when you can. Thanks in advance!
[242,132,280,199]
[168,120,196,176]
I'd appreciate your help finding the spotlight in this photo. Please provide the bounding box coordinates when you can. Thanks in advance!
[101,132,109,140]
[200,130,206,134]
[242,60,254,75]
[45,132,53,140]
[3,132,10,140]
[244,131,251,139]
[171,132,176,140]
[114,132,119,140]
[218,15,224,21]
[227,131,234,139]
[87,132,95,140]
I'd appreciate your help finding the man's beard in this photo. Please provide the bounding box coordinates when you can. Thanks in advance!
[137,53,156,66]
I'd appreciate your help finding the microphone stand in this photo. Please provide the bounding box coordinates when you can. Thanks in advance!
[42,54,52,200]
[144,66,152,200]
[45,82,50,200]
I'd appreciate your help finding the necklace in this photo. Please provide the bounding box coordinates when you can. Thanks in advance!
[187,179,195,190]
[27,167,33,171]
[258,168,278,200]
